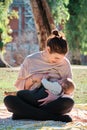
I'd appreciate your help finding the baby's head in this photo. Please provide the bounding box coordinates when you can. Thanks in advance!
[62,78,75,95]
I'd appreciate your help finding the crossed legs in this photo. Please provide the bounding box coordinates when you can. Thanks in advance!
[4,89,74,122]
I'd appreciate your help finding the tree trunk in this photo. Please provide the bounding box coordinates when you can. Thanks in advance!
[0,58,6,67]
[30,0,55,50]
[0,52,12,67]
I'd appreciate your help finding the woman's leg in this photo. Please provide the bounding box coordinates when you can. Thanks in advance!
[4,95,57,120]
[41,97,74,115]
[4,95,72,122]
[17,86,48,106]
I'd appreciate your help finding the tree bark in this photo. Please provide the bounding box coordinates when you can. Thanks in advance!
[30,0,55,50]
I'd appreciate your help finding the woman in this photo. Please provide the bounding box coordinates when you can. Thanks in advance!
[4,29,74,122]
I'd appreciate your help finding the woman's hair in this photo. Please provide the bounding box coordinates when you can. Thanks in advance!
[46,29,68,54]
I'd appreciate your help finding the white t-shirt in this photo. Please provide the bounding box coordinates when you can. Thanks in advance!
[41,78,62,95]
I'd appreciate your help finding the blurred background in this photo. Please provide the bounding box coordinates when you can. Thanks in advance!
[0,0,87,67]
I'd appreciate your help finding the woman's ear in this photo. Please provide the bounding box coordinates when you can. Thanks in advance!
[45,46,51,54]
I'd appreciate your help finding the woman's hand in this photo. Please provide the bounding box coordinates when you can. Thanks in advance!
[38,90,58,106]
[24,73,45,90]
[32,73,44,82]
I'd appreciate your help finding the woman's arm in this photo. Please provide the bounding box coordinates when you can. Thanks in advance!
[14,57,31,90]
[24,76,36,89]
[24,73,44,90]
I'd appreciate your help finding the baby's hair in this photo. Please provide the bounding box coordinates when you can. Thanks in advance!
[62,78,75,94]
[46,29,68,54]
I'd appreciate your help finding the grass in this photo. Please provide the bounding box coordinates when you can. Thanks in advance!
[0,68,17,104]
[72,66,87,104]
[0,66,87,104]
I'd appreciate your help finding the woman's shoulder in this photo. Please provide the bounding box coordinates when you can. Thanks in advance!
[26,51,41,59]
[64,57,71,66]
[60,57,71,71]
[22,51,41,65]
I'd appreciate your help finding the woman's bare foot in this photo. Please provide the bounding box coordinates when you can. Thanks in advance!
[4,91,17,96]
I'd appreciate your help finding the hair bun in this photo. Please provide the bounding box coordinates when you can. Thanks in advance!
[52,29,59,36]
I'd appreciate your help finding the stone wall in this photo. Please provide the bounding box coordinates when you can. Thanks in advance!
[4,31,39,66]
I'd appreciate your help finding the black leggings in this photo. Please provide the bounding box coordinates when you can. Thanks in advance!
[16,85,48,107]
[4,87,74,122]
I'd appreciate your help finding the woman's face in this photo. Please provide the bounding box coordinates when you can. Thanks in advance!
[46,47,65,64]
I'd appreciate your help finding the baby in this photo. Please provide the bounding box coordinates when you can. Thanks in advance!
[41,78,75,97]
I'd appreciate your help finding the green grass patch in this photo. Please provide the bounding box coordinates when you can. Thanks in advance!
[0,66,87,104]
[0,68,17,104]
[72,67,87,104]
